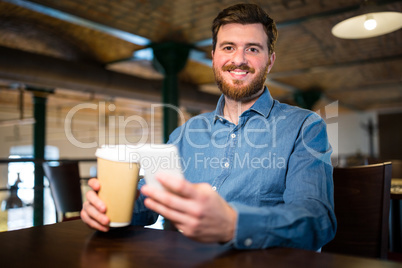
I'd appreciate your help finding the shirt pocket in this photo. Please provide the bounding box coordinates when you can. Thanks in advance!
[258,169,286,206]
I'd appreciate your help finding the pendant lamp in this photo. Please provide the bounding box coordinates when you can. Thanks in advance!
[332,0,402,39]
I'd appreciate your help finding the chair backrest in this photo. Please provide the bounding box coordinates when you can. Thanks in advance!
[43,161,83,221]
[322,162,392,259]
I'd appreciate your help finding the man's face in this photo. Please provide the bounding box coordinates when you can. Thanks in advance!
[212,23,275,102]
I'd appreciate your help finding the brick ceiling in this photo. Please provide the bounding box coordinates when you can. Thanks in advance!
[0,0,401,113]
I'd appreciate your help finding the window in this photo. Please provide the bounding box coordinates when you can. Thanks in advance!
[2,145,59,231]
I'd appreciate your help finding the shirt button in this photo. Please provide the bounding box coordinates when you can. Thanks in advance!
[231,133,236,138]
[212,186,217,191]
[244,238,253,247]
[224,162,230,168]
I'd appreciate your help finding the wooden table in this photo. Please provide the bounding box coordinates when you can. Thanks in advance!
[0,220,401,268]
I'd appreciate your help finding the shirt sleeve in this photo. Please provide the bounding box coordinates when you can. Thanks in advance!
[130,179,159,226]
[229,113,337,250]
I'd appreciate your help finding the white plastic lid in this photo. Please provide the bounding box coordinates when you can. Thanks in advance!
[95,144,140,163]
[95,144,177,163]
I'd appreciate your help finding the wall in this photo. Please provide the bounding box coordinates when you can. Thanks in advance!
[378,112,402,160]
[325,110,379,166]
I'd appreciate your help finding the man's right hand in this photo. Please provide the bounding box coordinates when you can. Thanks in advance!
[80,178,110,232]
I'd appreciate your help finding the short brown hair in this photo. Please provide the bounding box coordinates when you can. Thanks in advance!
[212,3,278,55]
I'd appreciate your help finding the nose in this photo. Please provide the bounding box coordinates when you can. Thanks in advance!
[231,49,247,66]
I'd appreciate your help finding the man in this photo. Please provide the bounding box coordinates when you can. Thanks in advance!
[81,3,336,250]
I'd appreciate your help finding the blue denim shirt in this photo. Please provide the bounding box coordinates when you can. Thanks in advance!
[133,87,336,250]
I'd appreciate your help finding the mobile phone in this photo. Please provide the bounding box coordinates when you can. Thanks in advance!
[136,144,184,190]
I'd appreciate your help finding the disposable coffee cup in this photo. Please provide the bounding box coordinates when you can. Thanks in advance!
[95,145,140,227]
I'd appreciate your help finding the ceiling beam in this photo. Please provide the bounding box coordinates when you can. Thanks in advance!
[327,81,402,93]
[2,0,150,46]
[269,55,402,79]
[0,46,218,111]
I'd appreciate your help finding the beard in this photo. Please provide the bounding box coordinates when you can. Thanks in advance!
[213,62,269,102]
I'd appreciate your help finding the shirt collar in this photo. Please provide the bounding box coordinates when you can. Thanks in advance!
[213,94,226,123]
[249,87,274,118]
[213,87,274,123]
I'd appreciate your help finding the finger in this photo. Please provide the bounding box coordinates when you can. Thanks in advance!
[142,185,204,221]
[86,190,107,213]
[140,185,177,207]
[81,201,110,232]
[81,210,109,232]
[156,173,197,198]
[143,197,194,225]
[141,184,191,212]
[88,178,100,192]
[83,199,109,226]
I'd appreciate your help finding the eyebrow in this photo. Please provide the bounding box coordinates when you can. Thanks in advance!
[218,41,265,50]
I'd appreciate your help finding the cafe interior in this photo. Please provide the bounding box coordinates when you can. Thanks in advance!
[0,0,401,265]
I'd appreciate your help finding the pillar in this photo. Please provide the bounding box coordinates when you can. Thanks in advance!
[151,42,191,143]
[28,88,53,226]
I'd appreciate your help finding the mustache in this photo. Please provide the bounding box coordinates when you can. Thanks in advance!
[222,64,255,73]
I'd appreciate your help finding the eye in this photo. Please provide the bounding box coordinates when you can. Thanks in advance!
[248,47,259,53]
[223,46,234,51]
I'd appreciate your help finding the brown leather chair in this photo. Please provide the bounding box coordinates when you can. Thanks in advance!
[322,162,392,259]
[43,161,83,222]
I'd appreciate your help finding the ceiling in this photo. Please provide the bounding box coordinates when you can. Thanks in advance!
[0,0,401,114]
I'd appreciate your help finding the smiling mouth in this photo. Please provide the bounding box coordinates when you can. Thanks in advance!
[229,70,248,75]
[222,64,255,75]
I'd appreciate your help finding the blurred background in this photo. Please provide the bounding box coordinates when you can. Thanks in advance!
[0,0,401,231]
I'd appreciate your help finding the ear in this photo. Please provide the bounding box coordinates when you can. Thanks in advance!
[267,52,276,73]
[211,50,215,59]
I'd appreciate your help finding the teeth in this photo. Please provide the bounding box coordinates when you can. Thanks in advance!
[230,71,247,75]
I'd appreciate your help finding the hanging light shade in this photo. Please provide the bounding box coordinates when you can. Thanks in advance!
[332,5,402,39]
